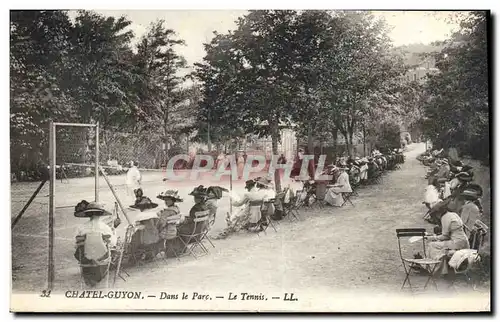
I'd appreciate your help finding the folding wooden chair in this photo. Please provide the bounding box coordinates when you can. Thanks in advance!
[341,192,355,207]
[312,182,327,209]
[258,200,278,235]
[112,225,133,286]
[284,193,302,222]
[396,228,441,293]
[178,210,211,259]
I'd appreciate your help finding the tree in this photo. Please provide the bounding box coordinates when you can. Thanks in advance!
[195,11,303,191]
[128,20,190,162]
[422,11,488,162]
[320,12,406,157]
[193,32,249,150]
[10,10,75,176]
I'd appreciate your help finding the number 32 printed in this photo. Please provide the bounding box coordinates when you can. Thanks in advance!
[40,290,51,298]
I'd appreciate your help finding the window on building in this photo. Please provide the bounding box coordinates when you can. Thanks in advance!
[413,74,417,81]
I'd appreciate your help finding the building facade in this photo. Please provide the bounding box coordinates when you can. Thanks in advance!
[406,56,439,83]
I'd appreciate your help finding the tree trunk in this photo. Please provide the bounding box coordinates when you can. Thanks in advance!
[307,123,314,156]
[307,122,316,176]
[362,123,367,157]
[348,131,355,157]
[332,128,338,163]
[270,121,282,192]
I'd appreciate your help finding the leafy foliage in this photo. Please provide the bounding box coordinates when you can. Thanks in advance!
[421,12,489,162]
[10,10,194,177]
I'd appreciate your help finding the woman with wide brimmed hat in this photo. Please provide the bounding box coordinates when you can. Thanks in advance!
[458,188,482,236]
[177,186,210,243]
[205,186,229,227]
[155,190,184,257]
[156,190,182,238]
[426,202,470,276]
[128,191,162,261]
[74,200,117,287]
[214,179,260,240]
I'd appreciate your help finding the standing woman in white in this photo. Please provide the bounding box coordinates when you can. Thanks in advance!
[126,161,142,196]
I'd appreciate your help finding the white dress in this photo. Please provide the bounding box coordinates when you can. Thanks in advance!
[325,172,352,207]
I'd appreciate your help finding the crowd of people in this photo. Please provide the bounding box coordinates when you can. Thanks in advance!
[417,147,486,281]
[72,147,406,287]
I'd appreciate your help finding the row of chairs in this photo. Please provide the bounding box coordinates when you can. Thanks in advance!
[78,205,217,289]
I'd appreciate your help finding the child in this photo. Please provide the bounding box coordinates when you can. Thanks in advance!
[156,190,183,246]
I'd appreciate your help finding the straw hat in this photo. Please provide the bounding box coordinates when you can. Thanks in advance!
[456,172,473,182]
[74,200,111,218]
[460,189,481,200]
[463,183,483,197]
[157,190,183,202]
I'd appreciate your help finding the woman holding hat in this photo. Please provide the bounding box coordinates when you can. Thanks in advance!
[230,178,269,232]
[156,190,183,254]
[74,201,117,287]
[426,203,470,275]
[214,180,257,239]
[206,186,229,226]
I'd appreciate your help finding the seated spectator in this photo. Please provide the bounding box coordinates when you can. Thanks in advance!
[359,158,369,183]
[205,185,229,226]
[367,158,380,180]
[427,205,470,276]
[214,180,257,239]
[325,166,352,207]
[231,179,268,232]
[424,178,442,210]
[74,201,119,287]
[459,189,482,240]
[129,192,160,261]
[177,186,209,243]
[156,190,182,255]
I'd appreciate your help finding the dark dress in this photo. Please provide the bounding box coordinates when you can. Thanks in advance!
[177,202,209,243]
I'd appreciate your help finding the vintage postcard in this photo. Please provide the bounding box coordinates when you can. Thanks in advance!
[9,8,491,312]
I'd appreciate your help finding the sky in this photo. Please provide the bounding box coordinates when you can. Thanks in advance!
[71,10,462,71]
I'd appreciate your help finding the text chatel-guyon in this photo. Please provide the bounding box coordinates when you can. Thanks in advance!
[64,290,298,302]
